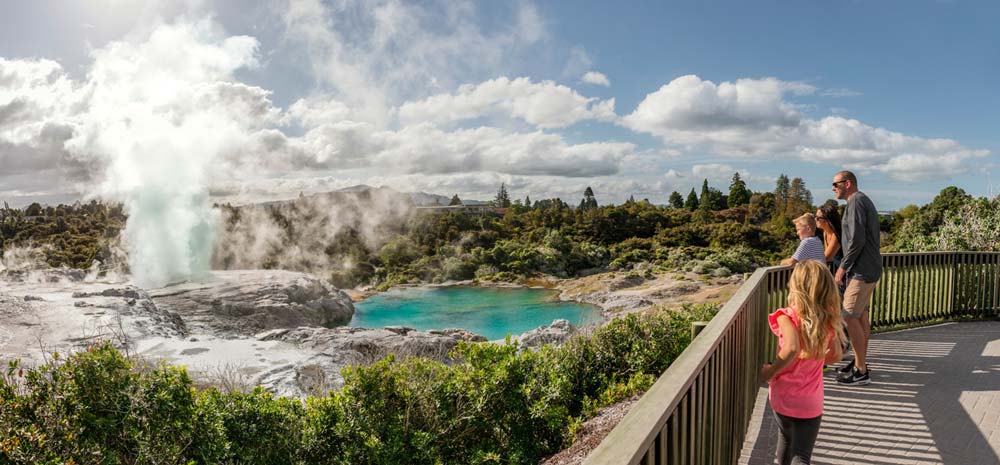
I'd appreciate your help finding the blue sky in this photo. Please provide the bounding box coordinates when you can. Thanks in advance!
[1,0,997,209]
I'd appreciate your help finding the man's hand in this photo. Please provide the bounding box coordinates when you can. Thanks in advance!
[834,267,846,286]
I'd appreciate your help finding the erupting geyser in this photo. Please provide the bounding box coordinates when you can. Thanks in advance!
[61,20,263,287]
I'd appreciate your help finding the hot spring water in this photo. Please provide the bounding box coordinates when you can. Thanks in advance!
[351,287,602,340]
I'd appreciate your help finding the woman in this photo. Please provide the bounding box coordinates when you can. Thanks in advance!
[816,205,843,267]
[761,260,846,465]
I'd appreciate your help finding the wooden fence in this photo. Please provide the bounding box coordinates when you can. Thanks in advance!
[582,252,1000,465]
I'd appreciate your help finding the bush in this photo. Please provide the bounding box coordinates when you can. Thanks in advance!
[1,305,720,465]
[0,343,226,465]
[199,387,306,465]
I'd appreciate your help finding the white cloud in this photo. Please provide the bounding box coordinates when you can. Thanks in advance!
[581,71,610,87]
[260,122,632,177]
[397,76,615,129]
[623,75,989,181]
[280,0,546,127]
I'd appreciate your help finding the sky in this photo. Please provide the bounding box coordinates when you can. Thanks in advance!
[1,0,998,210]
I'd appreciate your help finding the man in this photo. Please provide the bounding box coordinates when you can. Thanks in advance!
[832,170,881,386]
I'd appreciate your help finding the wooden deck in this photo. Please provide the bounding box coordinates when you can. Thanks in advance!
[740,321,1000,465]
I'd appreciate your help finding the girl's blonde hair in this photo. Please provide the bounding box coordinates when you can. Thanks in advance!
[787,260,846,359]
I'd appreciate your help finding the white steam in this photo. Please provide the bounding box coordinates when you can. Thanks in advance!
[63,20,265,287]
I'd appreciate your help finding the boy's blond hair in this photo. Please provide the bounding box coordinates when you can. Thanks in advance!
[787,260,846,359]
[793,213,816,233]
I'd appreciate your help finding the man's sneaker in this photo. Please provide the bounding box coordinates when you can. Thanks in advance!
[837,359,855,374]
[836,367,871,386]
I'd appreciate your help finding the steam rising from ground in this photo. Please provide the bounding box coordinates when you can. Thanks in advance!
[213,188,414,278]
[61,20,265,287]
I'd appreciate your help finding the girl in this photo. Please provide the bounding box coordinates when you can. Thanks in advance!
[760,260,846,465]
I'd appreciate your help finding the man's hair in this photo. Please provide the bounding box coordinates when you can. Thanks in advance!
[836,170,858,186]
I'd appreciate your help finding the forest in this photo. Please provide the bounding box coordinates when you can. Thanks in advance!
[3,175,996,289]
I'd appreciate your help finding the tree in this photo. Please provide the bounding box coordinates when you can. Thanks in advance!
[579,186,598,211]
[774,174,790,212]
[787,177,812,216]
[626,195,636,204]
[524,195,531,209]
[668,191,684,208]
[25,202,43,217]
[494,183,511,208]
[700,179,711,207]
[728,172,751,207]
[448,194,462,206]
[685,188,699,211]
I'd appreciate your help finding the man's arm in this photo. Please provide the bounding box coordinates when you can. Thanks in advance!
[839,199,866,274]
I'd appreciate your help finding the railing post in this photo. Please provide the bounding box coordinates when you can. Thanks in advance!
[951,252,959,317]
[691,321,709,339]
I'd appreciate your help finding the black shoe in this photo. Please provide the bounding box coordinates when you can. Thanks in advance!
[836,367,871,386]
[837,359,855,374]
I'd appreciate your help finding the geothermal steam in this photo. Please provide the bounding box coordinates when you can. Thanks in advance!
[64,21,264,288]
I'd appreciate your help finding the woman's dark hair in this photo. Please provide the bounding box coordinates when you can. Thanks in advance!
[816,204,842,241]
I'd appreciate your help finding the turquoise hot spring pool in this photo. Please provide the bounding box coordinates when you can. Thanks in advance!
[350,286,603,340]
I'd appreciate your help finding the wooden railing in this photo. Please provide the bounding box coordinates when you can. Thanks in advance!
[582,251,1000,465]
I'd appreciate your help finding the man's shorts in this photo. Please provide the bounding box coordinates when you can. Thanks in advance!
[843,278,877,319]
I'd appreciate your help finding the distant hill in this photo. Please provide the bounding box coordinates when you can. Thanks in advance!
[335,185,488,207]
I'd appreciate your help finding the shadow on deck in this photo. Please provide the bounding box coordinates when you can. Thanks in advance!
[740,321,1000,465]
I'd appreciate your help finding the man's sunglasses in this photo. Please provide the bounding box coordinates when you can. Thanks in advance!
[832,180,848,187]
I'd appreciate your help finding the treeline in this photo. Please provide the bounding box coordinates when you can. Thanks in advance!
[0,200,126,269]
[8,178,996,286]
[352,173,818,289]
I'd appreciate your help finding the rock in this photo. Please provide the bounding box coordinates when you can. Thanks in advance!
[22,295,44,301]
[437,328,488,342]
[519,319,576,348]
[384,325,415,335]
[0,294,30,316]
[263,325,486,369]
[149,270,355,336]
[72,287,143,300]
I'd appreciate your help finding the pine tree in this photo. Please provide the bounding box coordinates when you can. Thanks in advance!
[524,195,531,209]
[449,194,462,206]
[579,186,598,211]
[788,177,811,216]
[494,183,511,208]
[728,172,751,207]
[774,174,790,212]
[685,188,699,211]
[626,195,636,204]
[700,179,710,206]
[668,191,684,208]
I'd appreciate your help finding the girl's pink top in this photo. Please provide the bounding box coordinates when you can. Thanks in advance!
[767,307,827,419]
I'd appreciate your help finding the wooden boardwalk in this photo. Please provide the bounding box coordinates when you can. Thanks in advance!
[740,321,1000,465]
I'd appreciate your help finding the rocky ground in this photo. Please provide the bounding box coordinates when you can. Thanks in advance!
[554,269,742,314]
[0,268,741,399]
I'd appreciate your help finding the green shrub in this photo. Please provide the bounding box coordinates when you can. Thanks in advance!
[0,343,226,465]
[1,305,720,465]
[199,387,306,465]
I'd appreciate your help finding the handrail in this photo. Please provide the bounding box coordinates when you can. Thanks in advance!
[583,267,772,465]
[582,251,1000,465]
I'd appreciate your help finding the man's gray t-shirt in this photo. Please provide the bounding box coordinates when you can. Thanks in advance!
[841,191,882,282]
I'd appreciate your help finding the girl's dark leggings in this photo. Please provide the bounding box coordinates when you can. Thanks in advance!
[773,410,822,465]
